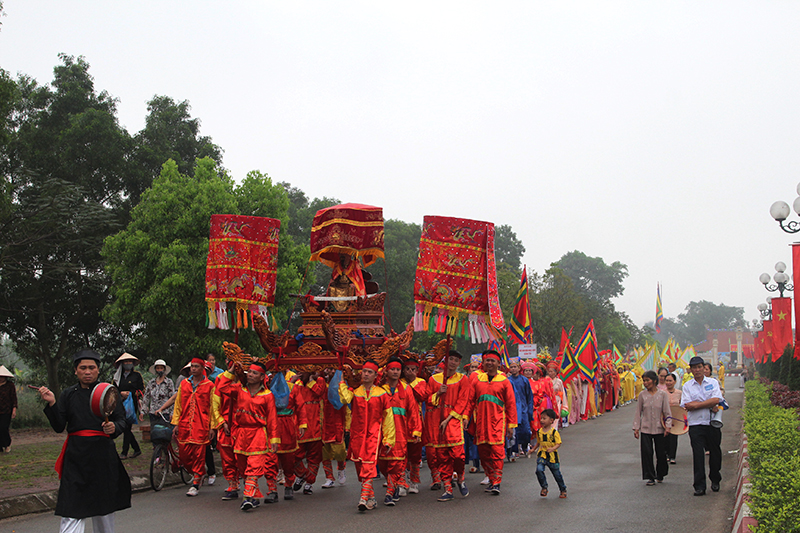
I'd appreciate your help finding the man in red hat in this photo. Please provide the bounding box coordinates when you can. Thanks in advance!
[211,358,243,500]
[424,350,473,502]
[171,357,215,496]
[400,358,428,494]
[320,368,348,489]
[292,371,326,495]
[472,350,517,494]
[234,361,280,511]
[273,370,307,500]
[378,357,422,506]
[338,360,396,512]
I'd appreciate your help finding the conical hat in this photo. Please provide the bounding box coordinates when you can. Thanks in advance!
[0,365,13,378]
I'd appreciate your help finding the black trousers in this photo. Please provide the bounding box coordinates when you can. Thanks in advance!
[0,412,11,448]
[122,424,140,455]
[688,425,721,491]
[640,433,669,481]
[666,433,678,460]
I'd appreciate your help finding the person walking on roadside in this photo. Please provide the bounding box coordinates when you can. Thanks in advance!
[141,359,175,427]
[36,349,131,533]
[664,373,682,464]
[0,365,17,453]
[633,370,672,486]
[681,356,723,496]
[113,353,143,459]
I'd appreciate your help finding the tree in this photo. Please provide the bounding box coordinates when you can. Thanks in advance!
[0,56,135,394]
[103,159,309,372]
[677,300,745,344]
[553,251,628,303]
[529,267,586,349]
[364,219,421,332]
[494,224,525,270]
[130,96,222,207]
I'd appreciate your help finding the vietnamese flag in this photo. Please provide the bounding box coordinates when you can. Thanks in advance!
[793,243,800,360]
[763,319,774,360]
[771,297,793,361]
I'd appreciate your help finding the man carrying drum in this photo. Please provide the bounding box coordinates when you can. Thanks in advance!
[36,349,131,533]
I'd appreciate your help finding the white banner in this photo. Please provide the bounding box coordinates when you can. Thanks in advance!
[518,344,538,359]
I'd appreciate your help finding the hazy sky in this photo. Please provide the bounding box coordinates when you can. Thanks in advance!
[3,2,800,334]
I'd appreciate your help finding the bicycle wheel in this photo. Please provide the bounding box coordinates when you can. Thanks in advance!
[180,466,191,485]
[150,444,169,491]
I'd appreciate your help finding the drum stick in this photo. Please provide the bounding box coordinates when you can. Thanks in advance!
[27,384,43,390]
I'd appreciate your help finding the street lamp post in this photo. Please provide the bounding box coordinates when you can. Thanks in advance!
[759,262,794,298]
[769,183,800,234]
[757,300,772,320]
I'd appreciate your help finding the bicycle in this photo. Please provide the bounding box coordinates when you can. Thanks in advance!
[149,413,191,491]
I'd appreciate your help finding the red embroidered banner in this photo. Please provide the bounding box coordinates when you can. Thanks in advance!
[413,215,504,342]
[205,214,280,307]
[309,203,384,268]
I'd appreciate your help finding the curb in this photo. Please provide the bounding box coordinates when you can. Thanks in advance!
[0,474,172,520]
[731,401,757,533]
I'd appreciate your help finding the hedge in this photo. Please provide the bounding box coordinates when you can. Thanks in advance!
[743,380,800,533]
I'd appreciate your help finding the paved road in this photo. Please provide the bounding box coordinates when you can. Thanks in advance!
[4,388,743,533]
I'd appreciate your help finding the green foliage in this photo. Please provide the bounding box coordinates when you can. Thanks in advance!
[11,386,49,428]
[530,267,586,349]
[365,219,421,332]
[494,224,525,271]
[743,380,800,533]
[553,250,628,303]
[103,159,308,372]
[677,300,745,345]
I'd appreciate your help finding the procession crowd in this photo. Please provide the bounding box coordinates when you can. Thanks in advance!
[31,346,729,533]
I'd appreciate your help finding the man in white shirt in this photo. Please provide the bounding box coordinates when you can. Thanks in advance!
[680,356,723,496]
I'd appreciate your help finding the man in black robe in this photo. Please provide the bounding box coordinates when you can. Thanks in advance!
[37,349,131,533]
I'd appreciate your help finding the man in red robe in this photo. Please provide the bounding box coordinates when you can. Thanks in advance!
[378,357,422,506]
[338,360,396,512]
[293,372,326,495]
[171,357,215,496]
[320,369,347,488]
[472,350,518,494]
[424,350,473,502]
[233,361,280,511]
[273,372,306,501]
[211,359,242,500]
[400,358,428,494]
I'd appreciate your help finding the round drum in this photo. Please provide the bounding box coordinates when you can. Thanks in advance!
[667,405,688,435]
[90,382,120,419]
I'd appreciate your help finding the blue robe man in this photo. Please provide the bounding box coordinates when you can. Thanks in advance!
[506,359,534,458]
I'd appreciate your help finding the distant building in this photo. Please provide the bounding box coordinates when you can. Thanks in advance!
[695,328,755,368]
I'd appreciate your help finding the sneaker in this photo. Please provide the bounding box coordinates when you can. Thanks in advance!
[186,486,199,497]
[284,487,294,500]
[490,484,500,495]
[366,498,377,510]
[222,489,238,500]
[458,482,469,497]
[292,477,305,491]
[337,470,346,485]
[120,454,128,460]
[559,491,567,499]
[358,499,368,512]
[430,482,442,491]
[480,476,490,485]
[322,479,336,489]
[392,488,400,501]
[207,475,216,486]
[384,494,396,506]
[129,450,142,459]
[240,498,254,511]
[398,486,408,497]
[437,491,454,502]
[276,470,285,484]
[265,492,278,503]
[303,483,313,495]
[408,483,419,494]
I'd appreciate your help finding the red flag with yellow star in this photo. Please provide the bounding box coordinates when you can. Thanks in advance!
[762,319,773,360]
[771,297,792,361]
